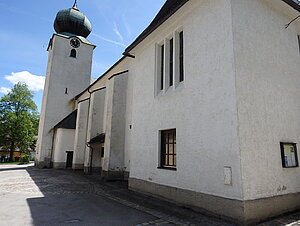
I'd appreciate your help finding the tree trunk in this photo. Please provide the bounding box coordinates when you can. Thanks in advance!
[9,141,14,162]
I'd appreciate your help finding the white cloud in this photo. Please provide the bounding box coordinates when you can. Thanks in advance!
[91,33,126,48]
[113,22,124,42]
[5,71,45,92]
[0,87,11,94]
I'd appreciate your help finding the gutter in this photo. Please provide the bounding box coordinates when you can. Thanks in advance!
[281,0,300,12]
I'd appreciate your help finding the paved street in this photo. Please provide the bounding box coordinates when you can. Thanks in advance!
[0,164,299,226]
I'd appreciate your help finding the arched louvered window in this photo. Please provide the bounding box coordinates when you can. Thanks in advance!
[70,49,77,58]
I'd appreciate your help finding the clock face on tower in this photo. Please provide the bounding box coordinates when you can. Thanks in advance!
[70,38,80,48]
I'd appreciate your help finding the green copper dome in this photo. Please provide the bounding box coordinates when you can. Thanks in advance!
[54,2,92,38]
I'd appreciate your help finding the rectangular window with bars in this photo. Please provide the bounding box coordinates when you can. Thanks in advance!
[160,129,176,169]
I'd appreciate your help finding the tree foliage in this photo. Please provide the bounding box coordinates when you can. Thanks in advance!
[0,83,39,161]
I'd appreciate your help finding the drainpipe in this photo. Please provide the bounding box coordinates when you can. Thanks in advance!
[84,87,93,174]
[49,128,56,168]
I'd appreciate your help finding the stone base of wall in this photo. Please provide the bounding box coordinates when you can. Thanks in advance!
[244,192,300,224]
[129,178,300,225]
[124,171,129,180]
[83,167,102,174]
[52,162,66,169]
[73,163,84,171]
[35,160,51,168]
[101,170,127,181]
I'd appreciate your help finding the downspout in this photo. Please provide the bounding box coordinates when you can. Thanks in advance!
[85,87,93,174]
[50,128,56,168]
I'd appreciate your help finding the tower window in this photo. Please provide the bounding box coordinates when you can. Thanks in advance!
[70,49,77,58]
[101,147,105,158]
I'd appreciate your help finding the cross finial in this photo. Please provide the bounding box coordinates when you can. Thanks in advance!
[72,0,79,10]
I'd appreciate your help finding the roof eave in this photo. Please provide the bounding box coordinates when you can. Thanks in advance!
[123,0,189,55]
[282,0,300,12]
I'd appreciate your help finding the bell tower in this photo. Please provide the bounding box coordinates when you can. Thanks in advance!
[36,1,95,168]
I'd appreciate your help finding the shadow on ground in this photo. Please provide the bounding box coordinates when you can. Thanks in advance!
[25,166,238,226]
[0,167,28,172]
[25,166,158,226]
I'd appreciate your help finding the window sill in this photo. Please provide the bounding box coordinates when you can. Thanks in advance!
[157,166,177,171]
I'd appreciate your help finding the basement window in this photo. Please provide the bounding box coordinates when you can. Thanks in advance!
[280,142,299,168]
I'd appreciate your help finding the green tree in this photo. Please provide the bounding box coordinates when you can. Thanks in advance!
[0,83,39,161]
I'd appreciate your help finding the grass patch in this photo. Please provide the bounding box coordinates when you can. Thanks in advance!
[0,162,31,165]
[0,162,22,165]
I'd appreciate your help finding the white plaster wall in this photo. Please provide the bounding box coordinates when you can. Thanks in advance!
[109,74,128,171]
[91,143,103,168]
[231,0,300,200]
[84,89,106,168]
[103,73,128,172]
[73,100,89,168]
[74,57,129,172]
[124,70,134,173]
[127,0,242,200]
[75,58,129,105]
[53,128,75,164]
[91,90,106,137]
[37,34,94,165]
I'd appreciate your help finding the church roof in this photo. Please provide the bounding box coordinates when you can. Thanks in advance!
[54,110,78,129]
[124,0,300,55]
[88,133,105,144]
[54,2,92,38]
[124,0,189,55]
[282,0,300,12]
[74,0,300,101]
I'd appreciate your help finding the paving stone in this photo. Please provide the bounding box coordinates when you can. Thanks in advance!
[1,164,299,226]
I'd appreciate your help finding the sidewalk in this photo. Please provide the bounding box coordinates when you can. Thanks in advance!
[85,172,300,226]
[85,173,236,226]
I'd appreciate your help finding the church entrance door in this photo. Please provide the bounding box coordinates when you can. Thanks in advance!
[66,151,73,168]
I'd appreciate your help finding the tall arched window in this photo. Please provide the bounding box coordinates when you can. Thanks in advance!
[70,49,77,58]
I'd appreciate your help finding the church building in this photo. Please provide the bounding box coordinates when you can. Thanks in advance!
[36,0,300,224]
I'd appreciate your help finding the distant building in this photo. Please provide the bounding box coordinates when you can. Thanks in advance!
[36,0,300,224]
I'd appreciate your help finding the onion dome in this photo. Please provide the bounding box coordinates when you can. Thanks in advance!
[54,1,92,38]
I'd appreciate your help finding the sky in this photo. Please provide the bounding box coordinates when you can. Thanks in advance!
[0,0,166,111]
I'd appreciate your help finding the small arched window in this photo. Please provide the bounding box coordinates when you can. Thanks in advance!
[70,49,77,58]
